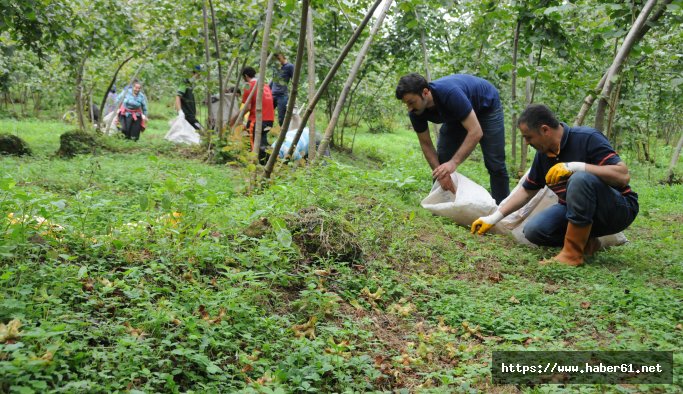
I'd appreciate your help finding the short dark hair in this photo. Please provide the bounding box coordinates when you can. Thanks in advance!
[517,104,560,131]
[241,67,256,78]
[395,73,429,100]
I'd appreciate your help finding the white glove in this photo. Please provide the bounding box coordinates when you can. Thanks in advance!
[470,210,505,235]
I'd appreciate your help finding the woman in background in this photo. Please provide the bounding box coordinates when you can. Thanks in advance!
[118,82,148,141]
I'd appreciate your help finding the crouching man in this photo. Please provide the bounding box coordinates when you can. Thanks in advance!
[471,104,639,266]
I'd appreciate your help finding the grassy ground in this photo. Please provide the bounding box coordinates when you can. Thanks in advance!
[0,114,681,393]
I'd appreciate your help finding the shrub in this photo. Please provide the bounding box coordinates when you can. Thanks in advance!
[0,133,31,156]
[56,130,98,158]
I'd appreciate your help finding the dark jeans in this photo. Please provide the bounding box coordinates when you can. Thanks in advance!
[246,120,273,165]
[273,94,288,126]
[186,115,202,130]
[121,115,142,141]
[523,172,639,246]
[437,103,510,204]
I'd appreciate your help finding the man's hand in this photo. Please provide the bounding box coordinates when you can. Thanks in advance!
[545,162,586,185]
[437,174,456,194]
[432,161,457,181]
[470,210,504,235]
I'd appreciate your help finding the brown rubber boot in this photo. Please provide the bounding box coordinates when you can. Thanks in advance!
[540,222,593,267]
[584,237,601,257]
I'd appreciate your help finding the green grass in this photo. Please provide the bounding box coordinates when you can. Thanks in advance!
[0,115,681,393]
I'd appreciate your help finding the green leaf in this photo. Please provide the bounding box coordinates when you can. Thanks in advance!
[139,194,149,210]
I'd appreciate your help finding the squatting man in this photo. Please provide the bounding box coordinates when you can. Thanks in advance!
[471,104,639,266]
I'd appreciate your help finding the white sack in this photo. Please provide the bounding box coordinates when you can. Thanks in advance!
[421,171,627,248]
[274,127,309,161]
[420,173,498,231]
[165,113,201,145]
[102,111,119,136]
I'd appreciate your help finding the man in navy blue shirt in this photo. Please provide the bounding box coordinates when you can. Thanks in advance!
[472,104,638,266]
[395,73,510,204]
[270,53,294,126]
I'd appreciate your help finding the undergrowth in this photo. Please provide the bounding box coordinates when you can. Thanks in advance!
[0,117,681,393]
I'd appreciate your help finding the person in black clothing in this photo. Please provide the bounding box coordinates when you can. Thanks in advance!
[176,66,202,130]
[270,53,294,126]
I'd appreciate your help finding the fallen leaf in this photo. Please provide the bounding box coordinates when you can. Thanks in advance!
[580,301,591,309]
[0,319,22,343]
[82,278,94,292]
[198,305,225,324]
[98,278,114,288]
[123,322,146,340]
[360,287,384,307]
[40,351,54,362]
[509,296,520,304]
[488,273,503,283]
[292,316,317,339]
[349,299,364,311]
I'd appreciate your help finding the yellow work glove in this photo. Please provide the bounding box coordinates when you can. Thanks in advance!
[545,162,586,185]
[471,210,504,235]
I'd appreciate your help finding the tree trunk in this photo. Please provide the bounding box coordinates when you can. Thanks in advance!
[530,45,541,103]
[306,6,317,160]
[284,0,383,161]
[518,51,534,176]
[510,19,521,169]
[264,1,310,177]
[665,131,683,184]
[575,0,671,126]
[339,77,363,148]
[32,90,41,115]
[202,2,213,132]
[252,0,275,168]
[605,77,622,140]
[314,0,392,162]
[594,0,657,131]
[76,32,96,132]
[208,0,225,139]
[415,8,439,142]
[227,27,260,131]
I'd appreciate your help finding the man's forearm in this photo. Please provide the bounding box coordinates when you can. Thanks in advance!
[584,163,630,188]
[449,134,479,167]
[499,187,538,216]
[420,141,440,170]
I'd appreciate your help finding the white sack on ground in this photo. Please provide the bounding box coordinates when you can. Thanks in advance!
[420,171,627,248]
[420,173,498,231]
[165,113,200,145]
[101,111,119,136]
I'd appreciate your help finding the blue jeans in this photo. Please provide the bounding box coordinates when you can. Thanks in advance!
[523,172,639,246]
[437,103,510,203]
[273,94,288,126]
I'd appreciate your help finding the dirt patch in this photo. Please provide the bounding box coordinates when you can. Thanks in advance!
[454,258,505,283]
